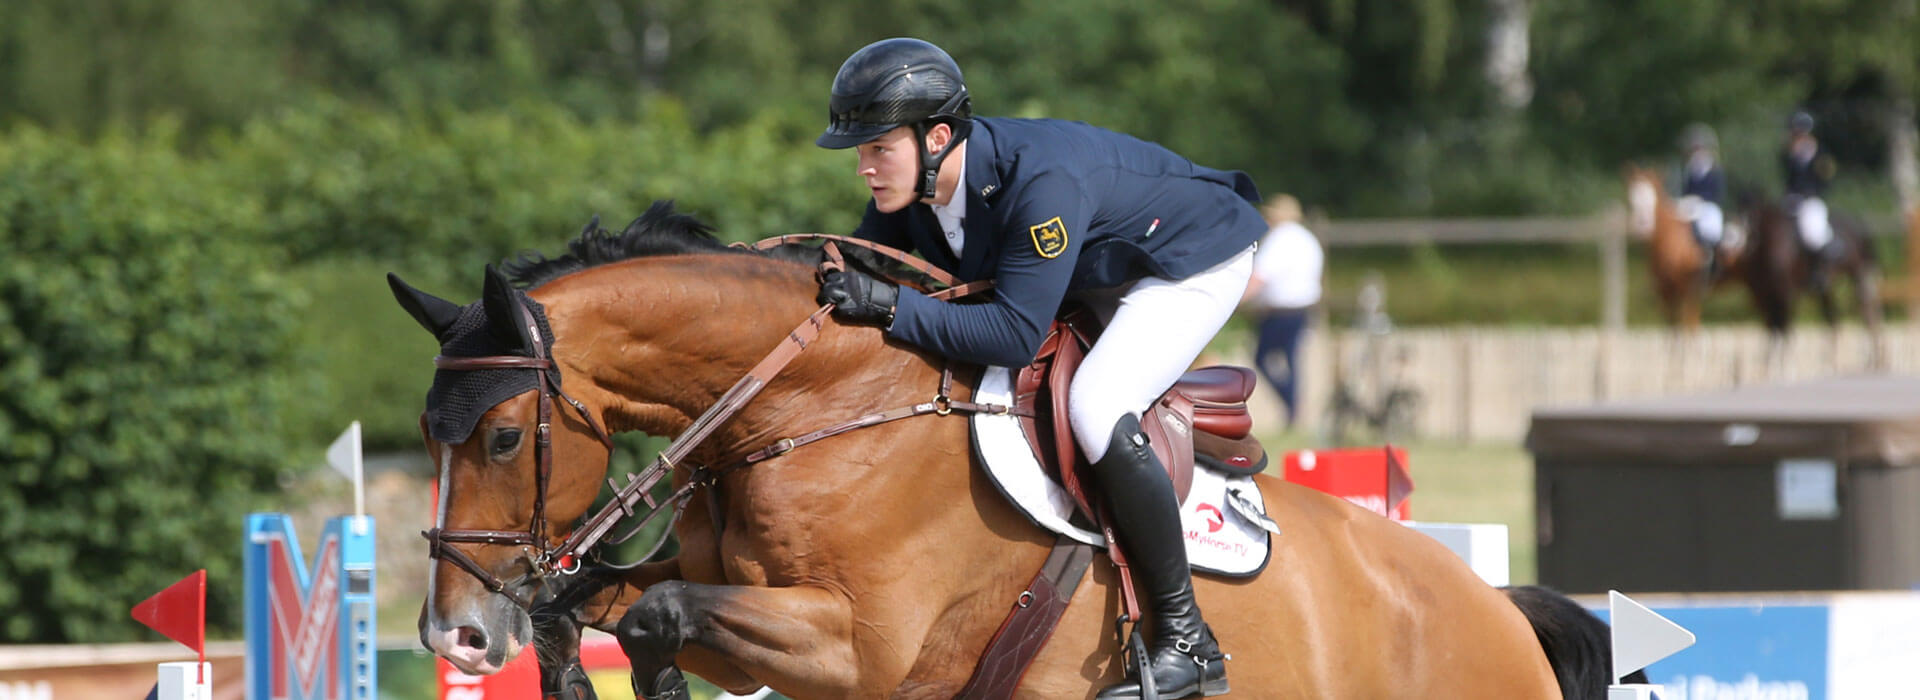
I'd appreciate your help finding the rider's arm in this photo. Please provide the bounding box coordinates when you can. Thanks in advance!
[887,171,1090,367]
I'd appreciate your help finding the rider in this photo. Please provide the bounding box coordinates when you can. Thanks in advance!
[1677,123,1728,277]
[1781,110,1840,287]
[813,37,1263,698]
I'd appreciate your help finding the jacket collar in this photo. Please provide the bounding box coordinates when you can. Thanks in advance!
[963,119,1002,206]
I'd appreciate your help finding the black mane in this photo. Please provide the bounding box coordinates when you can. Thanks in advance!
[501,200,935,290]
[502,201,754,288]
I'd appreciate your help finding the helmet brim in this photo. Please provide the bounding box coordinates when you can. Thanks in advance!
[816,122,897,150]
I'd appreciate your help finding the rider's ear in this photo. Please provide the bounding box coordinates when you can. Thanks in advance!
[482,264,538,353]
[389,273,464,341]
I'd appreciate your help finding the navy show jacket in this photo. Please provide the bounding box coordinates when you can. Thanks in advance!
[851,117,1267,367]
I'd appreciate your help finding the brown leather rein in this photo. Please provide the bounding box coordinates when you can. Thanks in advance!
[422,235,1008,603]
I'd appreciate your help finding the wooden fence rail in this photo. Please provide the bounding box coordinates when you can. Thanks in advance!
[1221,321,1916,445]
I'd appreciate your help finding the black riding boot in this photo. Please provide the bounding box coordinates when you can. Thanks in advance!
[1090,415,1229,699]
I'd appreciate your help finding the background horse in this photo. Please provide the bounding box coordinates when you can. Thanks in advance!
[1739,194,1886,368]
[395,204,1622,699]
[1624,163,1740,331]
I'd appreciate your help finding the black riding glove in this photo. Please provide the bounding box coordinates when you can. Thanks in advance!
[817,268,898,326]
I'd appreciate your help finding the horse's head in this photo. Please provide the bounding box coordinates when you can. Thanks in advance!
[1622,163,1662,239]
[390,265,615,674]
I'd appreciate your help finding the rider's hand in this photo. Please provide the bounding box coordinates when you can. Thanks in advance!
[817,268,898,326]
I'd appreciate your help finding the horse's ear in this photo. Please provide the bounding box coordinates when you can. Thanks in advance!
[389,273,464,340]
[481,264,538,353]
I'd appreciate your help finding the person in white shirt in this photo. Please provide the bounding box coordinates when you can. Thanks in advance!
[1241,195,1323,427]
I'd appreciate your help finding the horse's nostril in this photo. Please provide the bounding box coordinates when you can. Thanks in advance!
[458,625,488,651]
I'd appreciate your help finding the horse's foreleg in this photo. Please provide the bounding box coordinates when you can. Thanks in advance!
[617,581,866,700]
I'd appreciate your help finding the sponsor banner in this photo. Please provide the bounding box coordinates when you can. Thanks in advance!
[1589,594,1920,700]
[1623,604,1825,700]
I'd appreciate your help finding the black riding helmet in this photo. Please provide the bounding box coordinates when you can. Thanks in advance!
[1789,110,1815,133]
[817,38,973,199]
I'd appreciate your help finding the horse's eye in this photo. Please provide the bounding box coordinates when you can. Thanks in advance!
[491,428,522,457]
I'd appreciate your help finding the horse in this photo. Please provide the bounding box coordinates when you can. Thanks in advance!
[1738,194,1887,368]
[393,202,1624,699]
[1624,164,1741,331]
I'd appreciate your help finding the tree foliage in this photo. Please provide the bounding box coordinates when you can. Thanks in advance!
[3,0,1915,214]
[0,126,302,641]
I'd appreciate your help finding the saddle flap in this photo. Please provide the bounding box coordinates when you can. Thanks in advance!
[1142,391,1197,504]
[1017,314,1098,520]
[1014,313,1264,522]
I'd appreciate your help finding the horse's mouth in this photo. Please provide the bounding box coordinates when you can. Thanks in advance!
[421,599,532,676]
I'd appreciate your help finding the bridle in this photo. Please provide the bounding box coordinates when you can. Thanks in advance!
[421,236,1005,608]
[422,296,615,599]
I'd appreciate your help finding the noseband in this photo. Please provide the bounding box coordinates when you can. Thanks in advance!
[422,238,1002,607]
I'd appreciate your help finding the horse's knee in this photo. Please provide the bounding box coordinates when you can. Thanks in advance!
[618,581,696,661]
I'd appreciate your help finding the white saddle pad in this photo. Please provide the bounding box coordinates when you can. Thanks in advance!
[970,367,1275,578]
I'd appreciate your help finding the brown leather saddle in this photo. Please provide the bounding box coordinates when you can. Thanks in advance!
[1013,306,1268,523]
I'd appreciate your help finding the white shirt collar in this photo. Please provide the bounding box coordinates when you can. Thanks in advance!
[929,154,968,237]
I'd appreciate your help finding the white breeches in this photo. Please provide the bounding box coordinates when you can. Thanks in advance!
[1679,196,1724,244]
[1067,245,1255,462]
[1796,197,1831,250]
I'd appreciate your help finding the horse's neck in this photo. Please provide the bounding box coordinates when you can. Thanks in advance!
[540,256,939,452]
[1647,194,1687,247]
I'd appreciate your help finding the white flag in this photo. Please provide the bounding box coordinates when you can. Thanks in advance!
[1610,590,1695,682]
[326,421,363,480]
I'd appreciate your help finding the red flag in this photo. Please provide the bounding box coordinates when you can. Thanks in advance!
[132,569,206,656]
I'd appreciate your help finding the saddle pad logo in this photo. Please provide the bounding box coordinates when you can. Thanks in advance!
[1029,217,1069,258]
[1196,503,1225,533]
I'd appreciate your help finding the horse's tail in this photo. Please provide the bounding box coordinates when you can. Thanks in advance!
[1502,585,1646,700]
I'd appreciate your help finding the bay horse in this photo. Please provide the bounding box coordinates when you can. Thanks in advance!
[1739,194,1886,368]
[393,203,1621,699]
[1624,164,1740,331]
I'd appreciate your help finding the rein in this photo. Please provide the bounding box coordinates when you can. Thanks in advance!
[424,236,1011,605]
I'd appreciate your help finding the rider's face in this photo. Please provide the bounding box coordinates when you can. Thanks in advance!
[856,127,923,213]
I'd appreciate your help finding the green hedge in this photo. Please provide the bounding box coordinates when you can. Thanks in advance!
[213,98,869,271]
[0,125,303,641]
[207,99,881,450]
